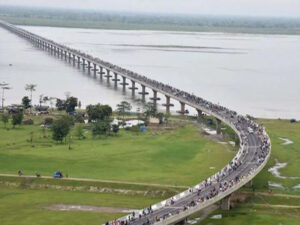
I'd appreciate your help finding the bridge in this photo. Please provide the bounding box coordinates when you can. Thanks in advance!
[0,20,271,225]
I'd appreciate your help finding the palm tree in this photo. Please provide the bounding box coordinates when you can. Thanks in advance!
[25,84,37,112]
[0,82,11,108]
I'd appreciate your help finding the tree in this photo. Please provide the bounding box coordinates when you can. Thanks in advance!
[43,96,49,105]
[39,94,44,107]
[22,96,31,109]
[92,120,110,136]
[65,96,78,113]
[12,112,24,128]
[38,94,49,107]
[56,98,66,111]
[144,102,156,118]
[116,101,132,119]
[112,124,119,134]
[74,124,85,140]
[51,117,72,143]
[78,101,82,109]
[86,104,112,122]
[1,82,11,109]
[1,113,9,128]
[156,112,164,124]
[25,84,37,110]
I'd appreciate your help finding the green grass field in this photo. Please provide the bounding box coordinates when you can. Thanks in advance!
[0,116,235,186]
[253,119,300,194]
[0,117,299,225]
[0,186,163,225]
[196,118,300,225]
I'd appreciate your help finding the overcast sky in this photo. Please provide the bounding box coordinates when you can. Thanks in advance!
[0,0,300,17]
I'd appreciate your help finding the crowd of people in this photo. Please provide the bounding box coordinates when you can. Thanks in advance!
[1,21,271,225]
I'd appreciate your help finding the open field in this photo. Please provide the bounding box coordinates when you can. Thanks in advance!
[0,186,163,225]
[0,117,299,225]
[0,115,235,186]
[253,119,300,194]
[195,118,300,225]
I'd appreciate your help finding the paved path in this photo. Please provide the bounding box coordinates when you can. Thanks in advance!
[241,191,300,199]
[0,173,188,189]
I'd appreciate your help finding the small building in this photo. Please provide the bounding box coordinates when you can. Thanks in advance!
[149,117,160,124]
[35,105,49,114]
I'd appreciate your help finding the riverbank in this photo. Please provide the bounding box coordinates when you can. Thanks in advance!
[1,6,300,35]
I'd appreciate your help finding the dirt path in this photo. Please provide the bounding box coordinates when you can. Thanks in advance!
[241,191,300,199]
[45,204,135,213]
[249,203,300,209]
[0,173,188,189]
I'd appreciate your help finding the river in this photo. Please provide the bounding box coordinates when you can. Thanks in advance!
[0,25,299,119]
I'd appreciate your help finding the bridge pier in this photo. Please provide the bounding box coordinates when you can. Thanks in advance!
[138,85,149,102]
[82,58,86,71]
[53,46,57,56]
[197,109,204,122]
[64,51,67,60]
[72,54,76,66]
[221,194,231,210]
[59,49,62,58]
[105,69,112,82]
[163,95,174,114]
[179,102,185,115]
[77,56,81,68]
[129,80,138,96]
[150,90,161,110]
[87,61,91,73]
[68,52,71,62]
[112,72,120,88]
[120,76,129,90]
[93,63,98,76]
[98,67,105,80]
[216,118,222,135]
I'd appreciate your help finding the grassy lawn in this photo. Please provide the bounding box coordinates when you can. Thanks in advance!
[196,118,300,225]
[253,119,300,194]
[0,186,163,225]
[0,116,299,225]
[0,116,235,186]
[199,206,300,225]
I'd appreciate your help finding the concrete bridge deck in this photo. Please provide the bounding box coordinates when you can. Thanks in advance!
[0,20,271,225]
